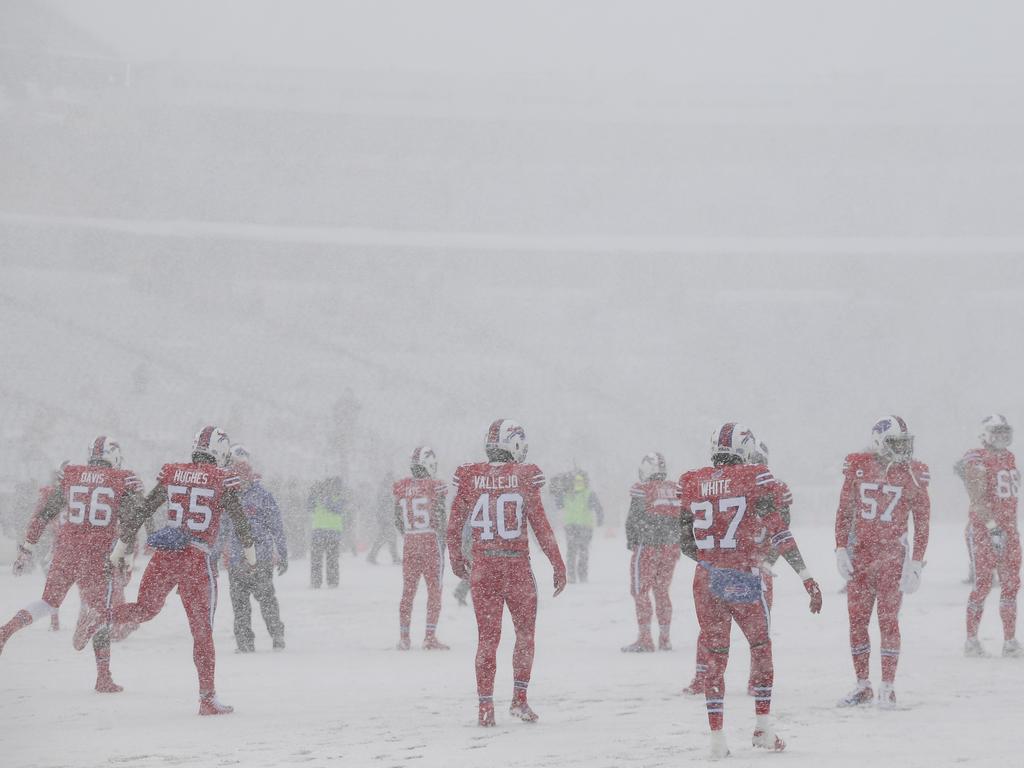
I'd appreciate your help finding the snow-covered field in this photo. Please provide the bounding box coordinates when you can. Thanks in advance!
[1,522,1019,768]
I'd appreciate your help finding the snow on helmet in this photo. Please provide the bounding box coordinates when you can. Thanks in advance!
[193,426,232,467]
[871,415,914,462]
[710,422,757,463]
[229,443,252,468]
[88,436,123,468]
[979,414,1013,450]
[411,445,438,478]
[749,439,770,466]
[638,451,667,481]
[485,418,529,463]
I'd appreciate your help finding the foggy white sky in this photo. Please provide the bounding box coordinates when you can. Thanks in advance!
[54,0,1024,79]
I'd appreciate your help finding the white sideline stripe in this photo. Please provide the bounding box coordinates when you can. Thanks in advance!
[5,212,1024,254]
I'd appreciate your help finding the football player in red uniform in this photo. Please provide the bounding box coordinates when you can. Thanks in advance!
[82,426,256,715]
[956,414,1021,657]
[447,419,567,727]
[622,452,681,652]
[0,437,142,692]
[679,423,821,758]
[394,445,449,651]
[682,438,794,697]
[834,415,930,709]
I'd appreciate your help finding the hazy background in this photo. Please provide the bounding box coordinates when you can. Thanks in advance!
[2,1,1023,538]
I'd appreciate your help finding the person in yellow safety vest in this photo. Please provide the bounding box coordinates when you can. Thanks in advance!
[554,470,604,583]
[309,477,345,588]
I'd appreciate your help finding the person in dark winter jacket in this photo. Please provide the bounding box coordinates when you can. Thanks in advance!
[218,446,288,652]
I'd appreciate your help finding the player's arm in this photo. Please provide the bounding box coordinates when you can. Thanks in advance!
[590,492,605,526]
[224,489,256,565]
[677,483,699,561]
[963,462,992,521]
[445,497,469,578]
[108,483,168,567]
[527,492,567,596]
[393,500,404,533]
[758,493,822,613]
[13,486,63,574]
[624,495,643,550]
[435,496,448,544]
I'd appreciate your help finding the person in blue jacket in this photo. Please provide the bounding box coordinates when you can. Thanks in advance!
[218,445,288,652]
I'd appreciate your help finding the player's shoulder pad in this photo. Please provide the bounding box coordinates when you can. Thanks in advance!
[220,467,242,490]
[843,452,872,478]
[451,462,474,487]
[521,463,546,488]
[750,463,776,487]
[122,469,144,492]
[392,478,405,496]
[629,481,645,498]
[911,460,930,486]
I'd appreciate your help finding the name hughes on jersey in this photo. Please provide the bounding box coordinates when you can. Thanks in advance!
[173,469,210,485]
[473,475,520,491]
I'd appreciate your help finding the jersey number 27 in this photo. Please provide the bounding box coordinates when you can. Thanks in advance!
[691,497,747,550]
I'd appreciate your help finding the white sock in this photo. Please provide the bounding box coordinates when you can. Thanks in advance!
[756,714,772,732]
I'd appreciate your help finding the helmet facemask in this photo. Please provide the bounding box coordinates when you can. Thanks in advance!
[984,425,1013,450]
[880,434,914,462]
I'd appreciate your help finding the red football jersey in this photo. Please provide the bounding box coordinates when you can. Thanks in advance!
[447,461,557,561]
[629,479,683,519]
[58,464,143,553]
[678,463,792,569]
[157,463,241,548]
[835,452,931,561]
[393,476,448,535]
[957,448,1019,534]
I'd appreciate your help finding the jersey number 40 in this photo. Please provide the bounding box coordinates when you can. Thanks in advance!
[470,492,523,541]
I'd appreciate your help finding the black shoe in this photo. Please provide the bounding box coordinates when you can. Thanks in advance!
[272,637,286,651]
[235,641,255,654]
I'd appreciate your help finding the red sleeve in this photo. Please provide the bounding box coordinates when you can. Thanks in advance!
[835,460,858,549]
[911,464,931,561]
[445,468,469,574]
[526,485,565,576]
[25,486,59,545]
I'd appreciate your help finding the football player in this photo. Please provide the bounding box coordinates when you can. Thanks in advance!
[394,445,449,650]
[956,414,1021,657]
[446,419,567,726]
[679,423,821,758]
[622,452,681,652]
[834,415,930,708]
[682,438,794,697]
[0,438,143,692]
[80,426,256,715]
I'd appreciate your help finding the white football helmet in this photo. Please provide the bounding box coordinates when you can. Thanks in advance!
[749,439,770,466]
[229,444,252,466]
[980,414,1013,450]
[638,451,667,481]
[411,445,438,478]
[193,426,232,467]
[485,418,529,463]
[710,422,757,463]
[871,415,914,462]
[88,436,123,468]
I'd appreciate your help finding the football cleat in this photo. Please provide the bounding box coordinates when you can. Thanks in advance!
[272,636,286,651]
[478,700,496,727]
[199,694,234,716]
[876,683,897,710]
[1003,638,1023,657]
[73,607,105,651]
[422,636,449,651]
[95,675,124,694]
[709,730,730,760]
[752,728,785,751]
[509,701,539,722]
[837,683,873,707]
[621,637,655,653]
[682,676,705,696]
[965,637,990,658]
[658,636,672,652]
[396,636,411,651]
